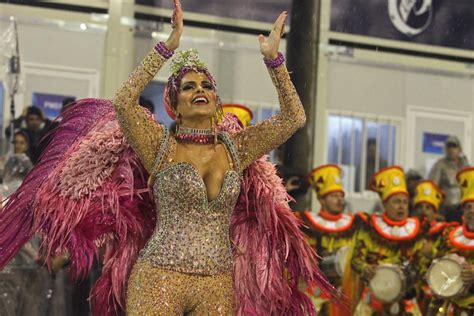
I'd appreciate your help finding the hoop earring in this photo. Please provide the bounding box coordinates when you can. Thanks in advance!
[217,106,224,120]
[216,97,224,119]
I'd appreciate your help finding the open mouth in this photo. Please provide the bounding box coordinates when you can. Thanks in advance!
[192,95,209,105]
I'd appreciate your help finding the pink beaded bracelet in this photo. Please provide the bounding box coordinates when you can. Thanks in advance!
[154,41,174,59]
[263,52,285,69]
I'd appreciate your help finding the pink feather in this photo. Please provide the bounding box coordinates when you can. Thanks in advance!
[225,114,342,315]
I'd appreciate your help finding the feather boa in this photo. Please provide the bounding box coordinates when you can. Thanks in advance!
[0,98,339,315]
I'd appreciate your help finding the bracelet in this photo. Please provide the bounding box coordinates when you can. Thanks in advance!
[263,52,285,69]
[154,41,174,59]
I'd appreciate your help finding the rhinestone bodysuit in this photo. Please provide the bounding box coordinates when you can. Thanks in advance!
[113,47,306,314]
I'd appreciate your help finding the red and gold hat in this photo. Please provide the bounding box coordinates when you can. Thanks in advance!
[370,166,408,202]
[413,180,444,211]
[307,164,344,198]
[457,167,474,205]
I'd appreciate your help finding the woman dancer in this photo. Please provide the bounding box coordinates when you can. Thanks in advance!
[0,1,337,315]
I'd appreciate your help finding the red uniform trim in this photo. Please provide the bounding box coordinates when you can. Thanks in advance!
[449,226,474,250]
[371,214,420,241]
[304,210,355,233]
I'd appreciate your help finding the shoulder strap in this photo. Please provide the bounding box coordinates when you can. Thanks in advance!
[219,131,241,173]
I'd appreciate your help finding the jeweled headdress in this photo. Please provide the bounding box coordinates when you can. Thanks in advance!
[164,49,218,120]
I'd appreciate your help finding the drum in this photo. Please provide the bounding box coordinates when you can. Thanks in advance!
[320,246,350,278]
[369,264,406,303]
[426,254,467,299]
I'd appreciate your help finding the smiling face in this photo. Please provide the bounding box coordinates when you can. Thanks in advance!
[384,193,409,221]
[174,71,217,122]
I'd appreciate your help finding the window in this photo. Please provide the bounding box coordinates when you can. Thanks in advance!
[327,112,400,193]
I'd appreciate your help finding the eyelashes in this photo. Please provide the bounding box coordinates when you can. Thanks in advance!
[181,82,215,91]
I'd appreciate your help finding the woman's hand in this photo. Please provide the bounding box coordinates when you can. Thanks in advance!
[258,11,288,60]
[165,0,183,51]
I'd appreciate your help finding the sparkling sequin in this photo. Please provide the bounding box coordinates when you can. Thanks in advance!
[113,49,166,173]
[231,64,306,171]
[127,261,234,315]
[140,133,241,275]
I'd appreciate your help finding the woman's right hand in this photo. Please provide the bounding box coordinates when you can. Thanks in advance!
[165,0,183,51]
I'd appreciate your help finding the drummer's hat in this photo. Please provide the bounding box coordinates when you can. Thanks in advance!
[307,164,344,198]
[457,167,474,205]
[413,180,444,211]
[369,166,408,202]
[221,104,253,127]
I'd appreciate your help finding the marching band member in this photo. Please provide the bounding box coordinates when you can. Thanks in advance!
[427,168,474,316]
[352,166,423,316]
[302,164,359,315]
[412,180,453,314]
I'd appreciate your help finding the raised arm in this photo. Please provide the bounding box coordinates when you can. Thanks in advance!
[112,0,183,172]
[231,12,306,171]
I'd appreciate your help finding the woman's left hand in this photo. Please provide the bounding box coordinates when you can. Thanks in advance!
[258,11,287,60]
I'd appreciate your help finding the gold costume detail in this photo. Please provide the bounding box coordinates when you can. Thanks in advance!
[231,64,306,171]
[113,49,166,173]
[127,261,234,315]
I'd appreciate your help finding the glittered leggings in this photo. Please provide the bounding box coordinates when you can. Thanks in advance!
[126,261,235,315]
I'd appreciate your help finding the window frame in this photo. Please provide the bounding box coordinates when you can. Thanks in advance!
[325,109,405,199]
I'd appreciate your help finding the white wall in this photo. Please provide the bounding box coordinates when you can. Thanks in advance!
[327,59,473,116]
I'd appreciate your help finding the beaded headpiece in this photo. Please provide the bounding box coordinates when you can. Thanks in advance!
[164,49,219,120]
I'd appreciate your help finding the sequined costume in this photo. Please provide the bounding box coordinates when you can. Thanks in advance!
[112,46,309,313]
[0,45,337,315]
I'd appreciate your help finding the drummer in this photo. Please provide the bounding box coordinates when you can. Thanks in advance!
[428,167,474,315]
[413,180,452,262]
[352,166,424,315]
[302,164,359,315]
[412,180,454,314]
